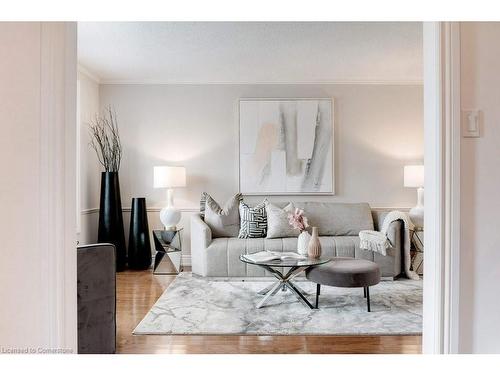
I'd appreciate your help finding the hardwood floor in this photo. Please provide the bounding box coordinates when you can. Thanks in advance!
[116,269,422,354]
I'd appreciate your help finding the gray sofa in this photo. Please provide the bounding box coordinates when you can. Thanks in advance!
[191,202,403,279]
[77,244,116,354]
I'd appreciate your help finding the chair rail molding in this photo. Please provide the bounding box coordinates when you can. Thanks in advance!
[422,21,461,354]
[40,22,78,352]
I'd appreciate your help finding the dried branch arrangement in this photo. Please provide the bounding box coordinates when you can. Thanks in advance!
[88,106,122,172]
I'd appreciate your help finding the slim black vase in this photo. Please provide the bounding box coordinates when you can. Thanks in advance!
[128,198,152,270]
[98,172,126,271]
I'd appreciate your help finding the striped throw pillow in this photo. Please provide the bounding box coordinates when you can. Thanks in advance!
[238,200,268,239]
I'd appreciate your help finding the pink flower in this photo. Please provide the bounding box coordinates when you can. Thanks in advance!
[288,208,309,232]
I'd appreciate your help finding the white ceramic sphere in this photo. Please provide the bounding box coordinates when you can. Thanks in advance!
[160,207,181,230]
[409,206,424,228]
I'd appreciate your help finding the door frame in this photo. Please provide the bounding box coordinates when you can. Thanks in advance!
[422,21,461,354]
[40,22,78,352]
[45,21,461,353]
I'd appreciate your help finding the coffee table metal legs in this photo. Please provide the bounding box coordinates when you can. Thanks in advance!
[286,282,315,309]
[288,281,309,296]
[255,265,314,309]
[256,282,283,308]
[257,283,276,295]
[315,284,321,309]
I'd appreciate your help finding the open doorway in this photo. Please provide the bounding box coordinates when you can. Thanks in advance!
[76,22,425,354]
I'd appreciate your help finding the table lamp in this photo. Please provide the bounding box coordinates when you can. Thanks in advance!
[404,165,424,228]
[154,166,186,230]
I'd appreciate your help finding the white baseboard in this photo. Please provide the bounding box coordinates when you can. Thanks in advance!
[182,255,192,266]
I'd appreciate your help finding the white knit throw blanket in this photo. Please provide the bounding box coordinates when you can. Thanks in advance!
[359,210,419,280]
[359,230,390,255]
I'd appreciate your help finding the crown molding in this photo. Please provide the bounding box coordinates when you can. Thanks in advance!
[98,79,423,86]
[77,64,101,84]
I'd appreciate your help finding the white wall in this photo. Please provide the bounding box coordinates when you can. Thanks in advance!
[0,22,46,349]
[77,69,100,244]
[459,22,500,353]
[78,83,424,256]
[0,22,77,351]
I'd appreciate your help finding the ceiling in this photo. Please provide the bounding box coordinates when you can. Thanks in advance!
[78,22,422,84]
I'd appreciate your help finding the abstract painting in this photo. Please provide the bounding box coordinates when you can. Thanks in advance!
[239,99,334,195]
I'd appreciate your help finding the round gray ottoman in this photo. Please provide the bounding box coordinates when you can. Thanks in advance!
[305,257,381,312]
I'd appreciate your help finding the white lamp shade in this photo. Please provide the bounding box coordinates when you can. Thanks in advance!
[153,166,186,188]
[404,165,424,188]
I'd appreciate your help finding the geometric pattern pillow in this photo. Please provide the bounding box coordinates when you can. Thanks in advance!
[238,200,267,239]
[200,192,208,219]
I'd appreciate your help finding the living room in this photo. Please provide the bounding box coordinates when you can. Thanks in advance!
[2,2,500,369]
[77,22,424,353]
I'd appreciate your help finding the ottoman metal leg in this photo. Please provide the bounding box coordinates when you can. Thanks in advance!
[363,287,367,298]
[366,286,371,312]
[315,284,321,309]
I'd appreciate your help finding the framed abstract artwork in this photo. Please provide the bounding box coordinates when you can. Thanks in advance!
[239,98,334,195]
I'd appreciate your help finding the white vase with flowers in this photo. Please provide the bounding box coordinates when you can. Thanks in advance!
[288,208,310,256]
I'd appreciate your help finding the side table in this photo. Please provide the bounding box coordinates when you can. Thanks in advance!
[152,228,183,275]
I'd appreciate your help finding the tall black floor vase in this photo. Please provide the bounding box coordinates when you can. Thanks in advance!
[98,172,126,271]
[128,198,152,270]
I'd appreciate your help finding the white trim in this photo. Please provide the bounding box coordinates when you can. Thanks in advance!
[423,21,444,354]
[182,255,192,267]
[99,79,424,86]
[422,22,461,355]
[80,207,199,215]
[63,22,78,353]
[445,22,461,354]
[76,79,81,234]
[80,206,410,215]
[77,63,101,84]
[40,22,78,352]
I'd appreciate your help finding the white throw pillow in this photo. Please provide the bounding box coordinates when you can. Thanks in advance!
[265,201,300,239]
[203,193,241,238]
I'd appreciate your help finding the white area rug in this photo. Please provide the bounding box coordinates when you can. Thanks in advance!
[134,273,422,336]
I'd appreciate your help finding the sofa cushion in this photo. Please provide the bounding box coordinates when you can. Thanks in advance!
[265,201,299,239]
[238,200,267,238]
[203,193,241,238]
[204,235,396,277]
[287,202,374,236]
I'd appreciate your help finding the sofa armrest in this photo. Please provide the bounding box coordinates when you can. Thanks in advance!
[372,210,403,247]
[191,213,212,248]
[77,243,116,354]
[371,210,403,276]
[191,213,212,276]
[385,220,403,249]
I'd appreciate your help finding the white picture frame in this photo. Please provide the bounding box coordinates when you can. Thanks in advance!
[239,98,335,195]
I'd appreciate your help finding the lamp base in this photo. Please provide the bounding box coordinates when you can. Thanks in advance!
[160,206,181,231]
[408,187,424,228]
[409,206,424,228]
